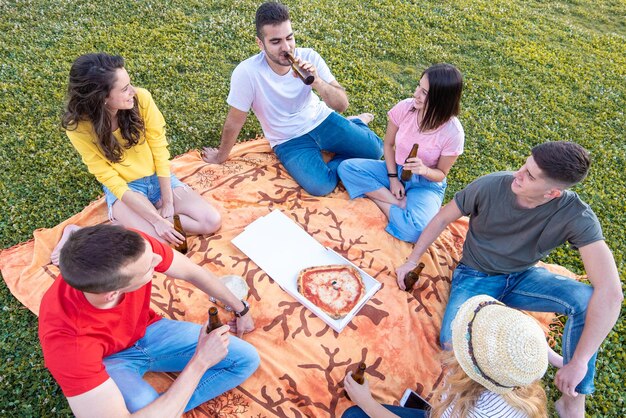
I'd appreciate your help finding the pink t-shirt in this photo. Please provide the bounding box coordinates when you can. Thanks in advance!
[388,98,464,167]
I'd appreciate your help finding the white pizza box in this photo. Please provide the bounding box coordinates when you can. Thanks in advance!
[232,209,381,333]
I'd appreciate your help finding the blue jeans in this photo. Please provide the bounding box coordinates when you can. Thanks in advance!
[273,112,383,196]
[103,319,260,412]
[342,405,427,418]
[338,159,446,242]
[441,263,596,394]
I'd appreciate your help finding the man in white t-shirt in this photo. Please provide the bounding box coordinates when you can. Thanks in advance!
[202,1,383,196]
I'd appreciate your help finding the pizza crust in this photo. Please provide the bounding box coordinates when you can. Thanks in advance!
[297,264,365,320]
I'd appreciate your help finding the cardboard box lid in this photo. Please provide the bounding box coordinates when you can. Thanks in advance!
[232,210,381,332]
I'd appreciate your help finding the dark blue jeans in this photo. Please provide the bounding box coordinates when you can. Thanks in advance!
[273,112,383,196]
[441,263,596,394]
[342,405,427,418]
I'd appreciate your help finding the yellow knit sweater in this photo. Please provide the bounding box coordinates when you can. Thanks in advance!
[67,88,170,199]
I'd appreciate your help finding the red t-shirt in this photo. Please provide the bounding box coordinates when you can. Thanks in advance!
[38,232,174,397]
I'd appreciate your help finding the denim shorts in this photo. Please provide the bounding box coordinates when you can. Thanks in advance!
[103,173,187,211]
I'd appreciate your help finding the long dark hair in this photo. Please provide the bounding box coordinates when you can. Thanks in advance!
[417,63,463,132]
[62,53,144,163]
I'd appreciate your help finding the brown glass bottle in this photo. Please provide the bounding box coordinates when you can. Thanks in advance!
[346,362,367,400]
[400,143,419,182]
[404,262,425,292]
[172,214,188,254]
[206,307,223,333]
[284,52,315,85]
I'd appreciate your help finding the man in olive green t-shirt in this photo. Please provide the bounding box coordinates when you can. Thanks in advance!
[396,142,622,418]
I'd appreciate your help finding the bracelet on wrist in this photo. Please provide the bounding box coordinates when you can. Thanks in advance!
[387,173,398,178]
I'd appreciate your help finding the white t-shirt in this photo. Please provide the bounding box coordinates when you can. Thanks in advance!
[227,48,335,147]
[441,391,529,418]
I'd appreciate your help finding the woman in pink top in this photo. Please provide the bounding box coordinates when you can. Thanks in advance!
[338,64,464,242]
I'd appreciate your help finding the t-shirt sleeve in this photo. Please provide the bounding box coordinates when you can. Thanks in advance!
[567,207,605,249]
[41,332,109,397]
[309,50,335,84]
[440,119,465,157]
[454,174,491,216]
[227,64,254,112]
[137,88,170,178]
[387,99,411,128]
[139,231,174,272]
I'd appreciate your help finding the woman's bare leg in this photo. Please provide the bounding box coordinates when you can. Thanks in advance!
[110,196,168,243]
[172,187,221,235]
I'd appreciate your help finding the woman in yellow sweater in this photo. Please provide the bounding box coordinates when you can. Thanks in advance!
[62,53,220,246]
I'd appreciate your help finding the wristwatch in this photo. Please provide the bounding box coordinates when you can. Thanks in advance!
[234,300,250,318]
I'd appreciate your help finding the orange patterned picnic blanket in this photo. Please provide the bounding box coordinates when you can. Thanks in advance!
[0,138,571,417]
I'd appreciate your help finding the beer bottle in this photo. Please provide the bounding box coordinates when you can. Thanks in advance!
[284,52,315,85]
[172,214,188,254]
[352,362,367,384]
[404,262,425,292]
[206,307,223,333]
[346,362,367,400]
[400,143,420,182]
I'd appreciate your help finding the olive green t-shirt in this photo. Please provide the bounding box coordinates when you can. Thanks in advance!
[454,172,604,275]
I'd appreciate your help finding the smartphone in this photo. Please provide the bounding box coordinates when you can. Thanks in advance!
[400,388,431,410]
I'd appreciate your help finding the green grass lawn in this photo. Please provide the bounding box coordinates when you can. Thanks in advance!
[1,0,624,416]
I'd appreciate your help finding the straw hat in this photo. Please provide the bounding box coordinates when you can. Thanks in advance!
[451,295,548,394]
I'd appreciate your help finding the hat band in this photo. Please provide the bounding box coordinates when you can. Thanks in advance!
[466,300,516,390]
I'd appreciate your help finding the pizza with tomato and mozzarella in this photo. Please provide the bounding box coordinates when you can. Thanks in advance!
[297,265,365,319]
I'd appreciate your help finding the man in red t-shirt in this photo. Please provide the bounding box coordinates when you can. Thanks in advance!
[39,225,259,417]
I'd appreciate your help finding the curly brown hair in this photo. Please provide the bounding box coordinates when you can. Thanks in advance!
[62,53,144,163]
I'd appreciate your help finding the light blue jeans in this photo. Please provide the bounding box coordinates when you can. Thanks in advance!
[441,263,597,394]
[337,159,446,242]
[342,405,427,418]
[103,173,187,217]
[273,112,383,196]
[103,319,260,412]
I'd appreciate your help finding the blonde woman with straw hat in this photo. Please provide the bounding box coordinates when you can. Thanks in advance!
[343,295,550,418]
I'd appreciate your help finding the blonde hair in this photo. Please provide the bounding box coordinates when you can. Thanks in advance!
[429,351,547,418]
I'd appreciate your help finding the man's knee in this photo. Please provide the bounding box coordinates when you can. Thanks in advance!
[126,389,160,413]
[301,179,337,196]
[231,338,260,378]
[242,346,261,376]
[358,136,383,160]
[567,282,594,315]
[549,275,594,315]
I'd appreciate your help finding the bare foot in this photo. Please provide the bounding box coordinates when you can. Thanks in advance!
[347,113,375,125]
[548,346,564,368]
[50,224,80,266]
[555,394,585,418]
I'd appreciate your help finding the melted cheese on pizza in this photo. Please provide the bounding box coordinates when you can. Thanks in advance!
[299,266,364,318]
